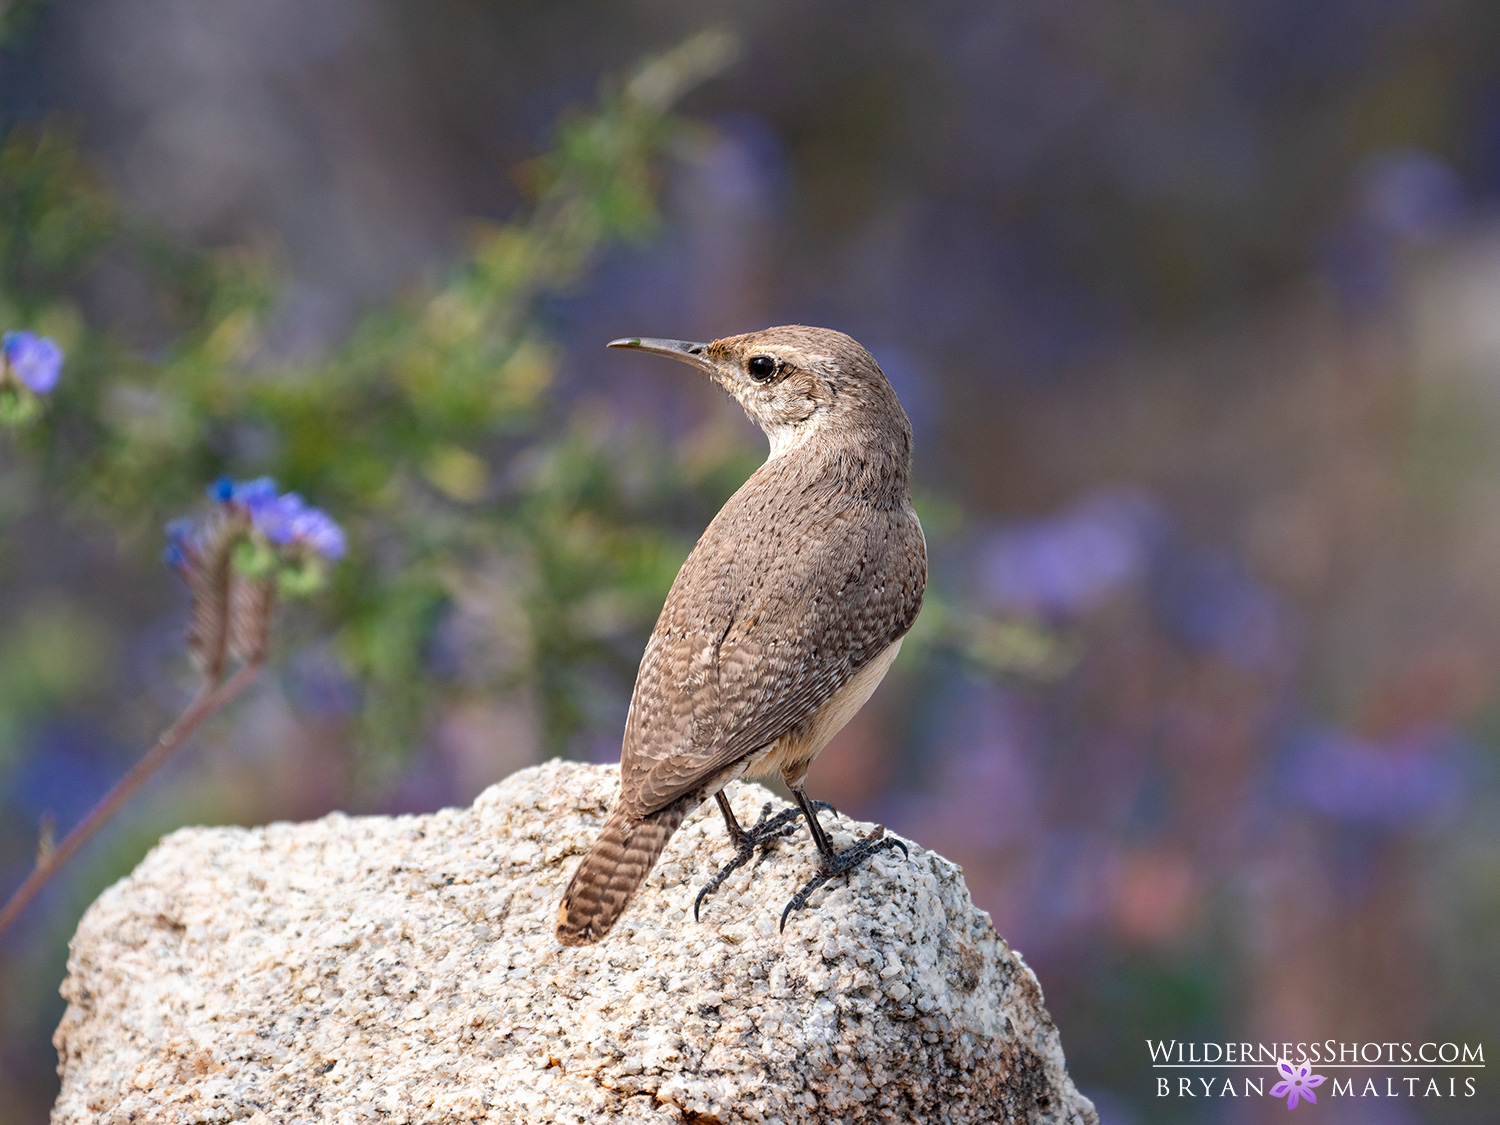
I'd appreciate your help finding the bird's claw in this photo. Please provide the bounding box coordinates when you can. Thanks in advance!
[779,826,909,932]
[694,802,804,922]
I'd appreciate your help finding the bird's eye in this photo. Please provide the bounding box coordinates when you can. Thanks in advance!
[747,355,778,382]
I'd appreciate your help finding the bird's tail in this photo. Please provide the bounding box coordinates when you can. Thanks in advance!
[556,800,688,946]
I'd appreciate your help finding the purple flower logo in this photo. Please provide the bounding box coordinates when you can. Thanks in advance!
[2,330,64,394]
[1270,1059,1326,1109]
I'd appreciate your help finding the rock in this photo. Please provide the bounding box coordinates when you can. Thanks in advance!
[52,761,1098,1124]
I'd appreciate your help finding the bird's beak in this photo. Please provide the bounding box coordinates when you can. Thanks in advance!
[607,337,716,375]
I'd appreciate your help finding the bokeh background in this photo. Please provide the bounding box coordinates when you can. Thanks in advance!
[3,2,1500,1121]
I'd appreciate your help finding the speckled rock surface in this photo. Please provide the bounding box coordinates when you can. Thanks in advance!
[53,760,1097,1124]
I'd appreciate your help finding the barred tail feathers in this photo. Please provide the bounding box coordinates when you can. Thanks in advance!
[556,802,687,946]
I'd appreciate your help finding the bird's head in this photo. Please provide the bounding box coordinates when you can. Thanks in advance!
[608,325,908,459]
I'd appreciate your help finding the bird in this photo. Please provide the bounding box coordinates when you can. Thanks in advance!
[555,325,926,946]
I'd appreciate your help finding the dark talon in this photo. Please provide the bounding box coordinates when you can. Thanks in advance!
[779,825,910,932]
[780,870,833,931]
[694,799,803,921]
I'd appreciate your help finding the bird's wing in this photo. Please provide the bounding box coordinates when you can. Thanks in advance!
[617,471,925,817]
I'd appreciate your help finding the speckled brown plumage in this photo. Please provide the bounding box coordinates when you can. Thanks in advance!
[556,326,926,946]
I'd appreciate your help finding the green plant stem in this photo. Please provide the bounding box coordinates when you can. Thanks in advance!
[0,659,262,938]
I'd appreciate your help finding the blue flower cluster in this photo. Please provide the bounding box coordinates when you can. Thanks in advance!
[162,517,197,570]
[207,477,347,560]
[1,331,64,394]
[164,477,346,570]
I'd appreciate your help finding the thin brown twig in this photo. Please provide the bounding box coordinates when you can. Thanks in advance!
[0,658,263,938]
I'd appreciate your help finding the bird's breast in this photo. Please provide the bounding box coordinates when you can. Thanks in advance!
[739,635,904,787]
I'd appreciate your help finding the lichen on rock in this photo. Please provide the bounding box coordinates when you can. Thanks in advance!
[52,760,1098,1124]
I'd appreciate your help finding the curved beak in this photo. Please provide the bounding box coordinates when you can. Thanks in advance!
[607,336,716,374]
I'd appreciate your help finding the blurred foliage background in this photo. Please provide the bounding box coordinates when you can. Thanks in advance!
[3,2,1500,1122]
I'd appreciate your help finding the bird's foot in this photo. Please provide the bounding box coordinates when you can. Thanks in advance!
[694,800,834,921]
[779,826,909,932]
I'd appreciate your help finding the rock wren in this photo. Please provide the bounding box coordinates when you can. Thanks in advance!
[555,325,926,945]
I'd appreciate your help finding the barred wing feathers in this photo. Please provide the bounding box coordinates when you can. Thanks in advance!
[617,460,925,818]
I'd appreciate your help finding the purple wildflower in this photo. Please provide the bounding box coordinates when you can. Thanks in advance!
[1356,148,1466,245]
[245,489,299,544]
[162,517,199,570]
[285,503,347,560]
[233,477,280,509]
[1269,1059,1325,1109]
[1162,550,1290,670]
[207,476,346,560]
[1291,724,1468,831]
[245,490,346,559]
[976,487,1164,618]
[170,477,347,573]
[250,492,304,545]
[207,475,278,514]
[2,331,64,393]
